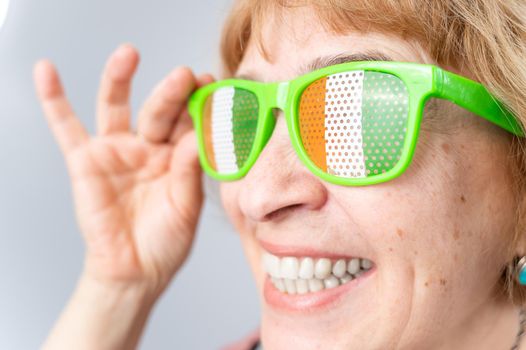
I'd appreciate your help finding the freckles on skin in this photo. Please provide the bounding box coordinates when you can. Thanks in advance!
[392,226,417,254]
[423,277,448,290]
[453,227,460,241]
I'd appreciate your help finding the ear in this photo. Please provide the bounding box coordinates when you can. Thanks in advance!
[509,230,525,259]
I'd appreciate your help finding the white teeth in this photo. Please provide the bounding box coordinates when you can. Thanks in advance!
[298,257,314,279]
[308,278,324,292]
[361,258,373,270]
[272,277,285,292]
[332,259,347,278]
[281,257,299,279]
[324,275,340,289]
[284,279,297,294]
[348,258,361,275]
[340,273,353,284]
[263,252,281,278]
[315,258,332,279]
[296,279,309,294]
[264,251,373,295]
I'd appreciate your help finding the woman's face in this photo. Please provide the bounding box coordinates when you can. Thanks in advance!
[218,7,517,349]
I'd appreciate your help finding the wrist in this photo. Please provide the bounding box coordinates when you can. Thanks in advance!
[81,249,173,300]
[43,273,159,350]
[75,272,158,314]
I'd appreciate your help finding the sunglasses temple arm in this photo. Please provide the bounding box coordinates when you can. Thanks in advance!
[434,68,524,137]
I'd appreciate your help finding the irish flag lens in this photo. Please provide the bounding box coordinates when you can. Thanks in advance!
[202,87,259,174]
[299,71,409,178]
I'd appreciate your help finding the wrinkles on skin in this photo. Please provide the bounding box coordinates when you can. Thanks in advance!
[329,188,416,347]
[391,265,415,349]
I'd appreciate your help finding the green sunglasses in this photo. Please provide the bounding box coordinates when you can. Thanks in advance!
[188,61,524,186]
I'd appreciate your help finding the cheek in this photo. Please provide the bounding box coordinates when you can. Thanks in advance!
[219,182,244,231]
[330,133,510,300]
[219,182,266,287]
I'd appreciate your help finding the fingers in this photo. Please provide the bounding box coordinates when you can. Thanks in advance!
[34,60,89,155]
[194,73,215,88]
[136,66,197,143]
[166,75,216,215]
[96,44,140,136]
[169,130,203,202]
[168,73,215,143]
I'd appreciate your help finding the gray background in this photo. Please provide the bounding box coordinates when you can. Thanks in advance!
[0,0,261,349]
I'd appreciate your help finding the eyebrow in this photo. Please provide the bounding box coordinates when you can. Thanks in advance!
[235,51,393,81]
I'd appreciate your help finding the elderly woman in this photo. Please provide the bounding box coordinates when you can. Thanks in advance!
[33,0,526,349]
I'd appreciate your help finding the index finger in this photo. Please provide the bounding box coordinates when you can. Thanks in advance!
[136,66,197,143]
[168,73,216,143]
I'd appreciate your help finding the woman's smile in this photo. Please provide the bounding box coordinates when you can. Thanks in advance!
[261,243,375,311]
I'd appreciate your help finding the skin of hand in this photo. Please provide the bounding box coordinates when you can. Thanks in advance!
[33,43,213,349]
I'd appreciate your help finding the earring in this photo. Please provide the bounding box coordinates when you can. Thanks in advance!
[516,256,526,285]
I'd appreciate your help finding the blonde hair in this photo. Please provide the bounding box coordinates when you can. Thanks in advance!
[219,0,526,304]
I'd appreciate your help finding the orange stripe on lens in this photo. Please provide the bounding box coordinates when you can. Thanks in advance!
[299,77,328,172]
[203,97,217,170]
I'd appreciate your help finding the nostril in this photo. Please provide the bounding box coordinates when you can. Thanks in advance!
[264,203,304,222]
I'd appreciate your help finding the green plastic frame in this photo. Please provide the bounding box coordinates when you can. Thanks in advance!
[188,61,524,186]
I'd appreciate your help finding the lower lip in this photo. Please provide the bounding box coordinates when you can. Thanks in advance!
[263,269,375,312]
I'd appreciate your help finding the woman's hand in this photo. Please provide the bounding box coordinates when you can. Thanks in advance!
[34,44,214,349]
[34,45,213,349]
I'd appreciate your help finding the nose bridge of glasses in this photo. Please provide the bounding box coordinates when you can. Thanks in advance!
[254,81,290,154]
[262,81,289,111]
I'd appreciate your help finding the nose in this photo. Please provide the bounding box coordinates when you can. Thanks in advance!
[238,110,328,222]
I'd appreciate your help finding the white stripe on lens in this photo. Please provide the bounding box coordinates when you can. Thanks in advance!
[324,71,366,178]
[211,87,239,174]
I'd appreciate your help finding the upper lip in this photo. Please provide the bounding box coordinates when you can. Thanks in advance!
[259,239,365,260]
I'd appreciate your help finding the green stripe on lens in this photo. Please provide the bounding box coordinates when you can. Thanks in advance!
[232,88,259,169]
[361,72,409,176]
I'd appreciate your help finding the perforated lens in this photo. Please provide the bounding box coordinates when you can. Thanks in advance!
[299,71,409,179]
[202,87,259,175]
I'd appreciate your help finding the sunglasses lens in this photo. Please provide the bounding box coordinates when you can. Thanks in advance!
[202,86,259,175]
[299,70,409,179]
